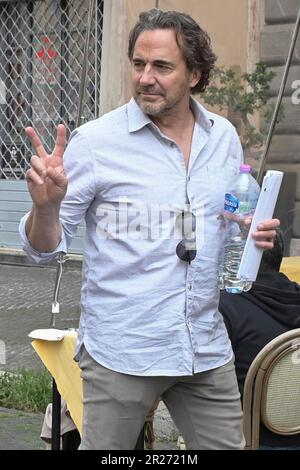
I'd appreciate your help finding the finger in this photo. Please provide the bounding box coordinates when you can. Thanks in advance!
[46,166,67,187]
[252,229,276,241]
[30,155,47,178]
[26,168,44,185]
[25,127,48,159]
[256,218,280,231]
[254,240,274,250]
[244,217,252,226]
[52,124,67,159]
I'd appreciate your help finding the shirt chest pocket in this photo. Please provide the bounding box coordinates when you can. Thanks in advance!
[195,164,238,213]
[189,164,238,242]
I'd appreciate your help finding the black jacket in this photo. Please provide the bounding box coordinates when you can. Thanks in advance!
[219,271,300,447]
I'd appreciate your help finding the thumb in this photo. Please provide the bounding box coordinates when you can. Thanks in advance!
[244,217,252,226]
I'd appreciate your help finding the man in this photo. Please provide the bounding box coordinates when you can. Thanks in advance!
[219,230,300,448]
[19,9,279,450]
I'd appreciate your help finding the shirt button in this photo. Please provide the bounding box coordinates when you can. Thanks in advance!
[187,175,190,182]
[170,142,175,148]
[188,284,192,291]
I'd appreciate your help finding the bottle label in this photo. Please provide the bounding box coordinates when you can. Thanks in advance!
[224,193,239,213]
[224,194,252,215]
[239,201,251,214]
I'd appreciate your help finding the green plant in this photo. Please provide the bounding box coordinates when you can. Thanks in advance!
[0,368,52,412]
[201,63,282,151]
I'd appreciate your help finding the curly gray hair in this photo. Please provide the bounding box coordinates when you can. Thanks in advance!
[128,9,217,94]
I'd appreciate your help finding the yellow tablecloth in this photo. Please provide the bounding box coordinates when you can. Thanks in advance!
[281,256,300,284]
[31,257,299,435]
[32,331,83,434]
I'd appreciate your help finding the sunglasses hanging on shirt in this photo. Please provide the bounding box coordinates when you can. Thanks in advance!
[176,211,197,263]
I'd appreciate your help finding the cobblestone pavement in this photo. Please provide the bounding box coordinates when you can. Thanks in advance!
[0,264,81,370]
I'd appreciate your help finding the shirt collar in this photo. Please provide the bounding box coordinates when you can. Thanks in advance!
[127,98,153,133]
[127,96,214,134]
[189,96,214,133]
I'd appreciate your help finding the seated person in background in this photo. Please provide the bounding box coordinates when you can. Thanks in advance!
[41,399,80,450]
[219,230,300,449]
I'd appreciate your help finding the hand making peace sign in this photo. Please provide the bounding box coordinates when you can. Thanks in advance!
[25,124,68,209]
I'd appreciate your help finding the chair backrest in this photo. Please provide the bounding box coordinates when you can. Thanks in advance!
[243,328,300,449]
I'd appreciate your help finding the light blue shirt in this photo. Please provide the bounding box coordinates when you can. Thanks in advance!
[20,97,243,376]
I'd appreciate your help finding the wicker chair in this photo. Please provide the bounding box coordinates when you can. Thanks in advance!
[243,328,300,449]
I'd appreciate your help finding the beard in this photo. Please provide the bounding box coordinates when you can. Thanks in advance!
[137,100,171,116]
[134,87,166,116]
[134,83,190,117]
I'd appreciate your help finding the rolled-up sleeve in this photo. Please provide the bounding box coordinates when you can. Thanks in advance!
[19,212,67,264]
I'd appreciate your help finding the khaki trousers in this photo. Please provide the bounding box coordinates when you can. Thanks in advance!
[78,346,244,450]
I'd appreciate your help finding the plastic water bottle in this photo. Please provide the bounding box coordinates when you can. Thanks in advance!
[218,164,260,294]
